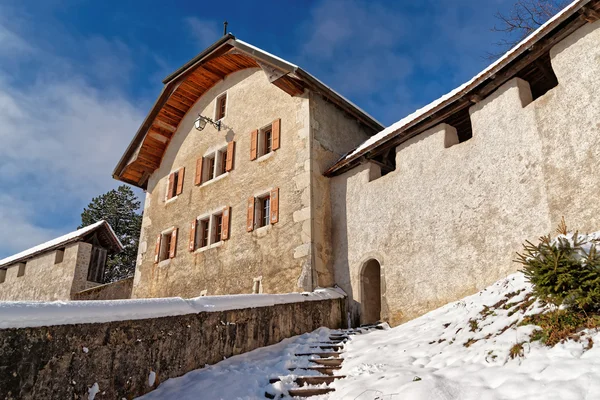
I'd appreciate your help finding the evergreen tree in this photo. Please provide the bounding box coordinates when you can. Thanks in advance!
[79,185,142,283]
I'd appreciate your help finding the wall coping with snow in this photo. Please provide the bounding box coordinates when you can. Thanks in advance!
[0,287,345,329]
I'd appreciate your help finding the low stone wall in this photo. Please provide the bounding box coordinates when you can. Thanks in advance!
[72,277,134,300]
[0,297,344,399]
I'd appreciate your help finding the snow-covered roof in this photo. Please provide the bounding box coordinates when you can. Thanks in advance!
[325,0,593,175]
[0,221,123,269]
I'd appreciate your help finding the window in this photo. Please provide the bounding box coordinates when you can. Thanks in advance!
[17,263,26,277]
[54,248,65,264]
[250,119,280,160]
[212,213,223,243]
[87,247,107,283]
[166,168,185,200]
[199,145,232,185]
[253,277,262,294]
[160,233,172,261]
[258,195,270,228]
[194,218,210,249]
[0,269,6,284]
[259,126,272,157]
[247,188,279,232]
[216,93,227,120]
[189,207,230,251]
[155,228,178,263]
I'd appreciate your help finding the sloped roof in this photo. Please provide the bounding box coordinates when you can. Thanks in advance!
[325,0,599,176]
[0,221,123,269]
[113,35,384,188]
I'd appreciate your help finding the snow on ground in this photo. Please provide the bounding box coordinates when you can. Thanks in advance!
[139,271,600,400]
[136,328,334,400]
[0,288,344,329]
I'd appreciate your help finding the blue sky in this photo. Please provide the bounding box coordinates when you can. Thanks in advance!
[0,0,519,258]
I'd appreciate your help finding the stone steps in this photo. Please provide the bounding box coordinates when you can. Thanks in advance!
[265,324,383,398]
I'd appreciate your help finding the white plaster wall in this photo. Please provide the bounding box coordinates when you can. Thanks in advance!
[331,21,600,326]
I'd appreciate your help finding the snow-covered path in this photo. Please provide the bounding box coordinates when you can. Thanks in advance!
[137,273,600,399]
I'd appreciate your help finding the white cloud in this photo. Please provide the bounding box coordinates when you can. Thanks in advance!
[184,17,222,48]
[0,21,145,258]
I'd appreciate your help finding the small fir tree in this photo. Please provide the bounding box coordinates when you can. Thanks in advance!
[517,226,600,312]
[80,185,142,283]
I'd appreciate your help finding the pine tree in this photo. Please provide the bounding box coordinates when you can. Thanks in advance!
[79,185,142,283]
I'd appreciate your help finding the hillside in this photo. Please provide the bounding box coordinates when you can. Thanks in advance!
[138,269,600,399]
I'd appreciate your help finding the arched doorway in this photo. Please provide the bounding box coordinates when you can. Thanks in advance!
[360,259,381,325]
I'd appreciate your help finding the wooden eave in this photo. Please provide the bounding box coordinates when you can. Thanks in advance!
[325,0,599,177]
[114,35,383,189]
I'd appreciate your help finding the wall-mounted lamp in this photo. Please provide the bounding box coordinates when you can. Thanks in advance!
[194,114,221,131]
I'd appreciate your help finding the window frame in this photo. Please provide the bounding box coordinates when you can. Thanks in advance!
[256,194,271,229]
[193,207,228,252]
[201,145,228,185]
[166,169,180,201]
[257,124,274,158]
[215,92,227,121]
[159,228,175,262]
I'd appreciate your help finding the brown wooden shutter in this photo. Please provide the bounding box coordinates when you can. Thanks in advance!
[176,167,185,195]
[250,130,258,160]
[154,234,161,263]
[169,228,178,258]
[272,118,281,151]
[247,196,255,232]
[226,141,235,171]
[189,220,197,251]
[195,158,203,186]
[222,206,231,240]
[270,188,279,224]
[167,173,175,200]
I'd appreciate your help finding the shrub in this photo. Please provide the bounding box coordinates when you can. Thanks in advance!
[516,227,600,312]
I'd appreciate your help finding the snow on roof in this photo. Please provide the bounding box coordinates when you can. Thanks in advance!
[0,220,123,268]
[0,287,345,329]
[337,0,587,166]
[234,38,384,128]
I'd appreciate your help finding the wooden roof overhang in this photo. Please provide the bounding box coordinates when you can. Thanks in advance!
[324,0,600,177]
[113,35,384,189]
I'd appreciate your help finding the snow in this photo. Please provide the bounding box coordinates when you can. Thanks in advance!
[148,371,156,387]
[137,269,600,399]
[341,0,585,164]
[0,287,344,329]
[0,220,123,268]
[88,382,99,400]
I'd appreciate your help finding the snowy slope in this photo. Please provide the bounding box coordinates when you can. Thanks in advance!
[138,272,600,400]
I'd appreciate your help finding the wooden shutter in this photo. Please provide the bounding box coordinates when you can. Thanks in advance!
[176,167,185,195]
[222,206,231,240]
[154,234,161,263]
[226,141,235,171]
[167,173,175,200]
[195,158,203,185]
[189,220,197,251]
[272,118,281,150]
[247,197,255,232]
[270,188,279,224]
[250,129,258,160]
[169,228,178,258]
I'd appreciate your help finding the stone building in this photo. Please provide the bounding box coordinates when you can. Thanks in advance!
[113,38,381,298]
[0,221,124,301]
[115,0,600,325]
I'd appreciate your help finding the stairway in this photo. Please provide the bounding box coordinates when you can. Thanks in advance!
[265,324,383,399]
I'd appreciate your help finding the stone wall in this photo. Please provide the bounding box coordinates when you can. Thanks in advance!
[133,68,314,298]
[0,297,344,400]
[73,277,133,300]
[330,21,600,326]
[0,242,98,301]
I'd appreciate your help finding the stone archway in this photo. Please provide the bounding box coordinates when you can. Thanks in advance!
[360,259,381,325]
